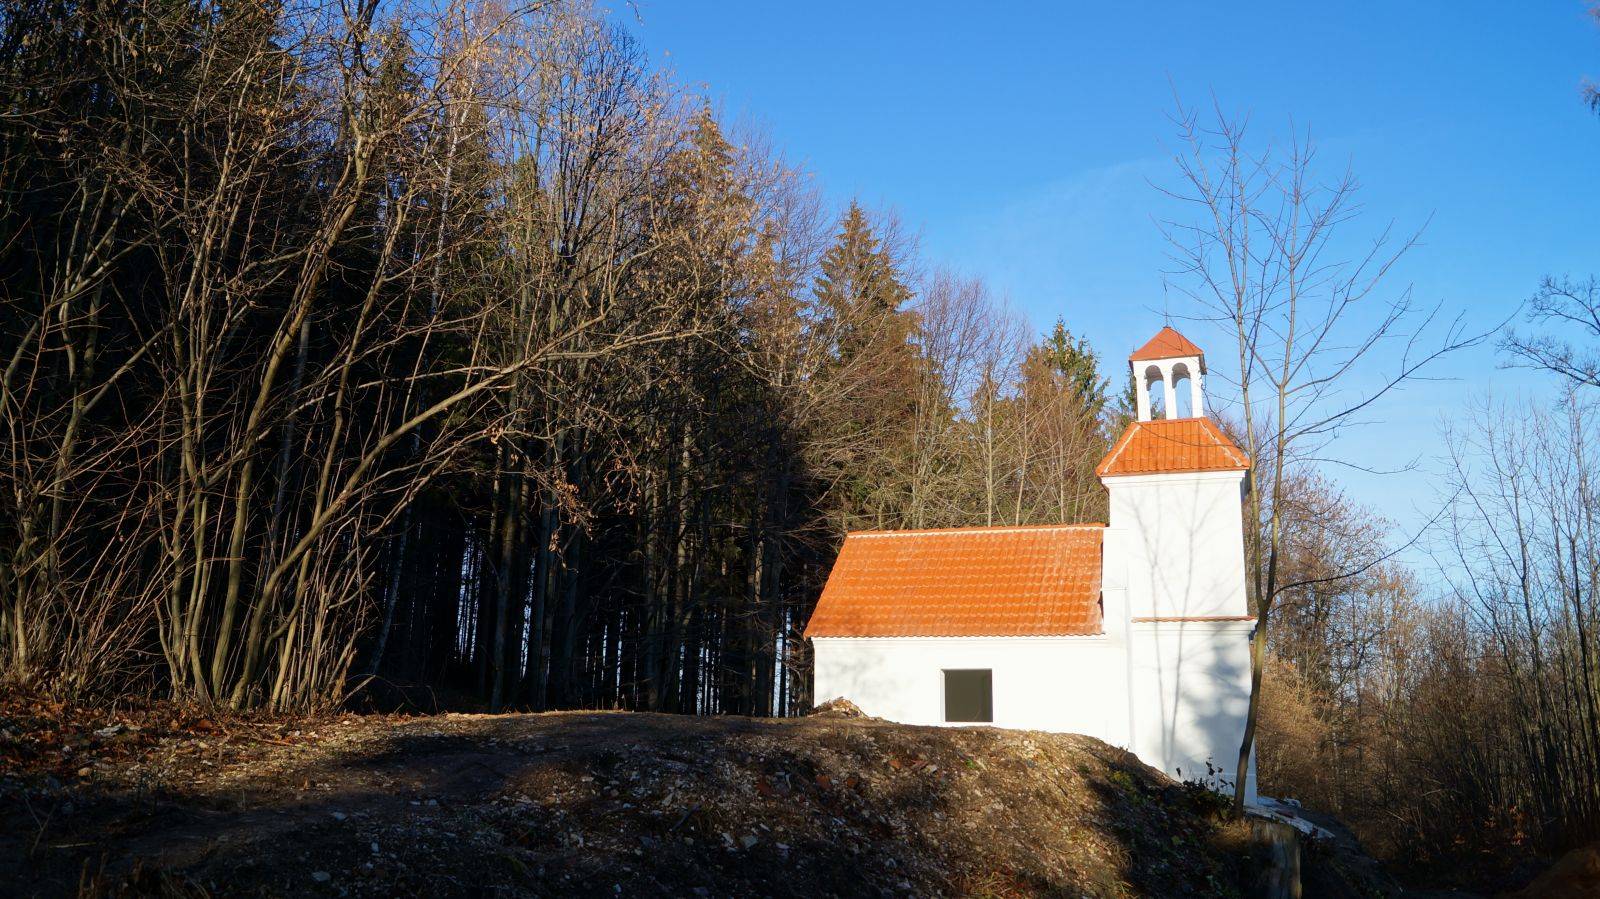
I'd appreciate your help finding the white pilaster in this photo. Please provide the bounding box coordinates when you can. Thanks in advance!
[1160,361,1177,420]
[1134,365,1151,421]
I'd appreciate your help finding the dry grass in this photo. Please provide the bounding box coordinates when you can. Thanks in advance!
[2,703,1261,897]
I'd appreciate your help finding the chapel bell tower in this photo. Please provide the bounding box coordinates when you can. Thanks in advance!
[1097,323,1256,799]
[1130,326,1205,421]
[1097,324,1252,620]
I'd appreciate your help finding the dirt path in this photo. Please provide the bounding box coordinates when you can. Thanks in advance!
[3,710,1262,897]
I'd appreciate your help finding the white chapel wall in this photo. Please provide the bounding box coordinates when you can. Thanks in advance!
[812,636,1129,743]
[1106,470,1249,620]
[812,628,1254,798]
[1105,463,1256,797]
[1128,619,1256,798]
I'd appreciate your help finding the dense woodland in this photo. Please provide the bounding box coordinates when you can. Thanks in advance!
[0,0,1113,718]
[3,0,1599,883]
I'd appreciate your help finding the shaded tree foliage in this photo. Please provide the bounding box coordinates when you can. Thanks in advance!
[0,0,1120,716]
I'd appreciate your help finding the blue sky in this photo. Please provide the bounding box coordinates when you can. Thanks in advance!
[623,2,1599,549]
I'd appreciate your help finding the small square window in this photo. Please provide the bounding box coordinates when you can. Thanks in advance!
[943,669,992,723]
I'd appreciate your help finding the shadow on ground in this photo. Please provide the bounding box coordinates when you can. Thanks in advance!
[3,711,1269,897]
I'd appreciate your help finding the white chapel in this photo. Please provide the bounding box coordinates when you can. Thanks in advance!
[804,326,1257,798]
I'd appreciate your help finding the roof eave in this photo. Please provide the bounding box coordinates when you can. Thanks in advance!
[807,630,1109,639]
[1098,464,1250,478]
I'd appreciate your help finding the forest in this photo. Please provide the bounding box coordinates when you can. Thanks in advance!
[3,0,1599,885]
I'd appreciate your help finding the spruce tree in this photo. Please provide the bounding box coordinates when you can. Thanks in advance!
[1030,318,1110,420]
[814,201,914,362]
[810,202,923,529]
[1015,319,1112,523]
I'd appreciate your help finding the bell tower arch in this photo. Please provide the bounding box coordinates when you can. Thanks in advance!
[1130,326,1205,421]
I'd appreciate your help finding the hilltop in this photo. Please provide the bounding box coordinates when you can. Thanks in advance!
[3,701,1361,897]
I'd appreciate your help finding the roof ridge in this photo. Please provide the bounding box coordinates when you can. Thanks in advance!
[1129,325,1205,362]
[1097,420,1141,475]
[846,523,1107,538]
[1195,417,1249,465]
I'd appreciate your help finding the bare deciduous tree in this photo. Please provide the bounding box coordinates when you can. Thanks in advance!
[1502,276,1600,389]
[1159,99,1484,815]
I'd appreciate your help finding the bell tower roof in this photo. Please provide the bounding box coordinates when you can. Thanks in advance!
[1129,326,1207,423]
[1097,417,1250,477]
[1107,323,1248,476]
[1129,326,1205,365]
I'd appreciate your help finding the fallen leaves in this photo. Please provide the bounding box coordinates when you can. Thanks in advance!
[0,687,360,784]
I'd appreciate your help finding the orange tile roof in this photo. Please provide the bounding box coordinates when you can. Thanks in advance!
[1129,326,1205,362]
[803,525,1104,638]
[1096,417,1251,477]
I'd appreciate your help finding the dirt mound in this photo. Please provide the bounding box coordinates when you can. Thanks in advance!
[3,709,1271,897]
[1498,842,1600,899]
[806,696,867,718]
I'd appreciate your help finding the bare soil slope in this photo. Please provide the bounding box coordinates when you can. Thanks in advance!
[1,705,1266,897]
